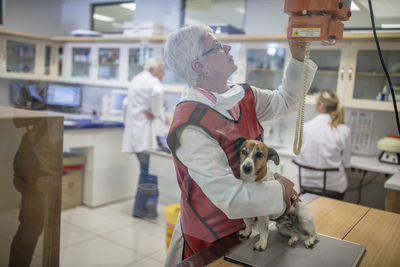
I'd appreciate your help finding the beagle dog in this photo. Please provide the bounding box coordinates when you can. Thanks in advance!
[237,139,318,250]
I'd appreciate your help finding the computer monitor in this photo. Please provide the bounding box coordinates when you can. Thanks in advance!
[46,83,82,108]
[109,89,127,115]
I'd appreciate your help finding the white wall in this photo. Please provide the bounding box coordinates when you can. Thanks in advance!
[244,0,287,34]
[0,0,63,36]
[135,0,181,33]
[0,0,287,36]
[61,0,182,36]
[60,0,286,36]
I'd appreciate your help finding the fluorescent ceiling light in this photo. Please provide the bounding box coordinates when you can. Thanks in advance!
[120,3,136,11]
[382,24,400,28]
[351,2,360,11]
[93,13,115,22]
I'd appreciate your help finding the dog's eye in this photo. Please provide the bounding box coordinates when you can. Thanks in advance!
[256,152,264,158]
[241,149,248,156]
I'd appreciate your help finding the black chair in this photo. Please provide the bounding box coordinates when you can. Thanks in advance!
[292,160,342,199]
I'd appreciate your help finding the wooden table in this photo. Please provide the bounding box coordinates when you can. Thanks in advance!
[183,197,400,267]
[344,208,400,267]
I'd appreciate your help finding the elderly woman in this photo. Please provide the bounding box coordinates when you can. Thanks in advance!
[163,24,317,266]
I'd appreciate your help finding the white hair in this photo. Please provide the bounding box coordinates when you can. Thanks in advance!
[144,57,163,71]
[164,24,213,86]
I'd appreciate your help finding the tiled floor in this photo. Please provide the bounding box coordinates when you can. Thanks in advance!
[58,199,168,267]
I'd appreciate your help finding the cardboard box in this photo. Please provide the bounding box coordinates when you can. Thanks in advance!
[62,154,85,210]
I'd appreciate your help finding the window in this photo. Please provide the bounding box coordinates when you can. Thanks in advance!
[91,1,136,33]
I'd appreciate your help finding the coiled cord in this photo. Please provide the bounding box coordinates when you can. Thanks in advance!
[293,43,311,155]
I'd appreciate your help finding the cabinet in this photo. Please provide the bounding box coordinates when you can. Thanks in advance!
[1,30,399,111]
[42,42,63,79]
[306,43,349,104]
[244,43,288,90]
[63,42,163,87]
[96,46,122,81]
[344,40,400,111]
[64,43,125,86]
[0,106,63,267]
[0,35,61,81]
[0,36,39,79]
[241,38,399,111]
[127,45,154,81]
[63,43,93,82]
[241,41,349,105]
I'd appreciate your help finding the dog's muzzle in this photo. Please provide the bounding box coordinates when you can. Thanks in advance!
[242,162,253,174]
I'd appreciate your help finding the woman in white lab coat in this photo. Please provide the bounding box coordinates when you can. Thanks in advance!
[295,89,351,200]
[163,24,317,266]
[122,57,166,218]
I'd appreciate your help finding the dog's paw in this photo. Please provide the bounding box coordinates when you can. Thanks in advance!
[304,236,317,248]
[237,229,251,239]
[288,236,298,247]
[253,240,267,251]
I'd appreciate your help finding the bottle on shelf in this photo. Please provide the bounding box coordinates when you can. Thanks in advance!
[376,85,387,101]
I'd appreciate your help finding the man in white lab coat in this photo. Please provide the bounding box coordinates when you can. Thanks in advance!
[122,57,165,218]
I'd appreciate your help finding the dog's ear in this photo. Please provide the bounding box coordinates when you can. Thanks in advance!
[234,137,246,152]
[267,148,280,165]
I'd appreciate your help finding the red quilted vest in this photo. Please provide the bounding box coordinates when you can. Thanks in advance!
[167,85,264,259]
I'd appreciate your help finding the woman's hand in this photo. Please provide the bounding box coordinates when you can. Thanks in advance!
[288,41,308,62]
[144,110,156,120]
[274,173,298,212]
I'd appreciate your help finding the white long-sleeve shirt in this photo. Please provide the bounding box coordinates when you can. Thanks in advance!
[122,70,165,153]
[164,58,317,267]
[295,113,352,193]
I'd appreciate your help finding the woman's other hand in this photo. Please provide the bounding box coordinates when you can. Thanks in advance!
[288,41,307,62]
[144,110,156,120]
[274,173,298,212]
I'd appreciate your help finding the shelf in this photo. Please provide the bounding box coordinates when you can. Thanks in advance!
[357,72,400,77]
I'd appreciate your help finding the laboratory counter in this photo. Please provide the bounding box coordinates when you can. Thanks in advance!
[176,196,400,267]
[63,117,124,129]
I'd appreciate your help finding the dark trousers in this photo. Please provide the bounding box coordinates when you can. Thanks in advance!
[133,152,159,218]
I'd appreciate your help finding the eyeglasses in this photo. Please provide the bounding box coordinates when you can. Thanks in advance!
[200,42,224,58]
